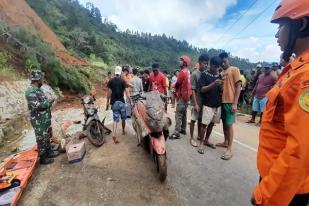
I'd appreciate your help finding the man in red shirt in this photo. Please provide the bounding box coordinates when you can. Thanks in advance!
[170,55,192,139]
[148,63,167,94]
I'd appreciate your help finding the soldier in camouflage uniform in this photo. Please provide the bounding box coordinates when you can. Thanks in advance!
[25,70,59,165]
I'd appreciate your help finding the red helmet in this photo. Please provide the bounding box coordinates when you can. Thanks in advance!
[271,0,309,23]
[180,55,191,66]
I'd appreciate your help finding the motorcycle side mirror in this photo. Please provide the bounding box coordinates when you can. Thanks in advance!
[160,95,167,101]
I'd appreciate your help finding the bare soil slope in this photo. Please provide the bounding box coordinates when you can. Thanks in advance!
[0,0,88,66]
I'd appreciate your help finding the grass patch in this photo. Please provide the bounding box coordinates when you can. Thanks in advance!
[0,51,23,80]
[91,61,107,68]
[0,22,90,94]
[238,104,252,115]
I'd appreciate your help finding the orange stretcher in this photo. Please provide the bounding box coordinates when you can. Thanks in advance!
[0,145,38,206]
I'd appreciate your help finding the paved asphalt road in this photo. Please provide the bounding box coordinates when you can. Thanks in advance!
[163,109,260,206]
[19,103,260,206]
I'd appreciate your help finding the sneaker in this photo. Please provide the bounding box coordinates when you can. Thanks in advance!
[40,157,54,165]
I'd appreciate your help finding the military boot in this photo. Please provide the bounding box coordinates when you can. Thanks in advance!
[47,150,60,158]
[40,156,54,165]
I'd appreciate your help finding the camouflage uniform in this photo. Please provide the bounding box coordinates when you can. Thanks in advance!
[25,71,52,157]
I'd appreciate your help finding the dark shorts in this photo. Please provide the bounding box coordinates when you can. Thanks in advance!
[112,101,126,122]
[221,103,236,125]
[289,194,309,206]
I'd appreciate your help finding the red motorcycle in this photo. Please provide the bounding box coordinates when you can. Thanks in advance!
[131,91,171,182]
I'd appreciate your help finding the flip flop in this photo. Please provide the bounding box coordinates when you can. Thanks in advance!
[216,143,228,148]
[112,137,120,144]
[221,153,233,160]
[198,145,205,154]
[198,148,205,154]
[190,138,198,147]
[246,120,256,124]
[204,142,216,149]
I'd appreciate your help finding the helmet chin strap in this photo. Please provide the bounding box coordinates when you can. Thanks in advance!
[283,21,298,62]
[283,17,309,61]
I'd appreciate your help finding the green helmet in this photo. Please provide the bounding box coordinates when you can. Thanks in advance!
[30,70,44,81]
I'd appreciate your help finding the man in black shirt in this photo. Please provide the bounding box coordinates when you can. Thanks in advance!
[198,56,223,154]
[142,69,150,92]
[107,66,130,143]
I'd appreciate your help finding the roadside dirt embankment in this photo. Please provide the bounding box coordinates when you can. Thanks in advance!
[0,80,31,158]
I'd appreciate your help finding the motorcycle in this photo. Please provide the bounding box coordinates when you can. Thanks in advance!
[131,91,171,182]
[81,96,111,147]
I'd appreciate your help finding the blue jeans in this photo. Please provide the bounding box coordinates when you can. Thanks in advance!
[112,101,126,122]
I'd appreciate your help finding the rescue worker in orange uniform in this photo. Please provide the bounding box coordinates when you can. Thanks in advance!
[251,0,309,205]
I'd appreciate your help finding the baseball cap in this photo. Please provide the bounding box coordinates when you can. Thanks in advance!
[272,62,280,67]
[115,66,122,75]
[264,64,272,69]
[152,63,160,71]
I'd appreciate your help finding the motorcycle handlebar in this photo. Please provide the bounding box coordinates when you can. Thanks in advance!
[130,94,146,102]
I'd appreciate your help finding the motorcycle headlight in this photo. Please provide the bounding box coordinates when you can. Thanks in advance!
[88,108,97,116]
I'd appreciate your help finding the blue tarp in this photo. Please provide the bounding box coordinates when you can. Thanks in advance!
[0,186,19,206]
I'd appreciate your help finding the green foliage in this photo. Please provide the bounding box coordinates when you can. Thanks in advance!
[79,67,103,83]
[0,51,21,80]
[0,51,10,68]
[0,22,89,93]
[89,54,108,69]
[25,52,40,73]
[44,59,89,93]
[26,0,256,73]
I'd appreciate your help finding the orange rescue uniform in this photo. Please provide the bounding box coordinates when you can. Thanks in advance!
[254,51,309,205]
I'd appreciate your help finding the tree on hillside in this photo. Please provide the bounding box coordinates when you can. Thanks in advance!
[26,0,257,72]
[86,2,102,25]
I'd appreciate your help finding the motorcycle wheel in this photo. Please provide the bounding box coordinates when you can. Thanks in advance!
[157,154,167,182]
[87,120,105,147]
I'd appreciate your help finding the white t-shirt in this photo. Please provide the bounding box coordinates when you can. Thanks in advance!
[171,76,177,85]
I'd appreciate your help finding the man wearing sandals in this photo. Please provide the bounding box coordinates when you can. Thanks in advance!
[107,66,131,144]
[189,53,209,147]
[246,65,277,125]
[198,56,223,154]
[170,55,192,139]
[218,52,241,160]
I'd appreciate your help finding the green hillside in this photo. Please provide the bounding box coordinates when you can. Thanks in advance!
[26,0,256,72]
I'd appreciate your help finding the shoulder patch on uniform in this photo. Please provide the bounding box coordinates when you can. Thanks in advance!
[299,91,309,112]
[301,80,309,89]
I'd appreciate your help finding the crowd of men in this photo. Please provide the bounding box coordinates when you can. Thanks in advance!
[105,52,293,160]
[106,52,250,160]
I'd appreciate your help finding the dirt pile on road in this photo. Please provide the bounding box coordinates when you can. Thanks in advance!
[0,0,88,66]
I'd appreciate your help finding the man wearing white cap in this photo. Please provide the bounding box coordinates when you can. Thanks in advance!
[107,66,130,143]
